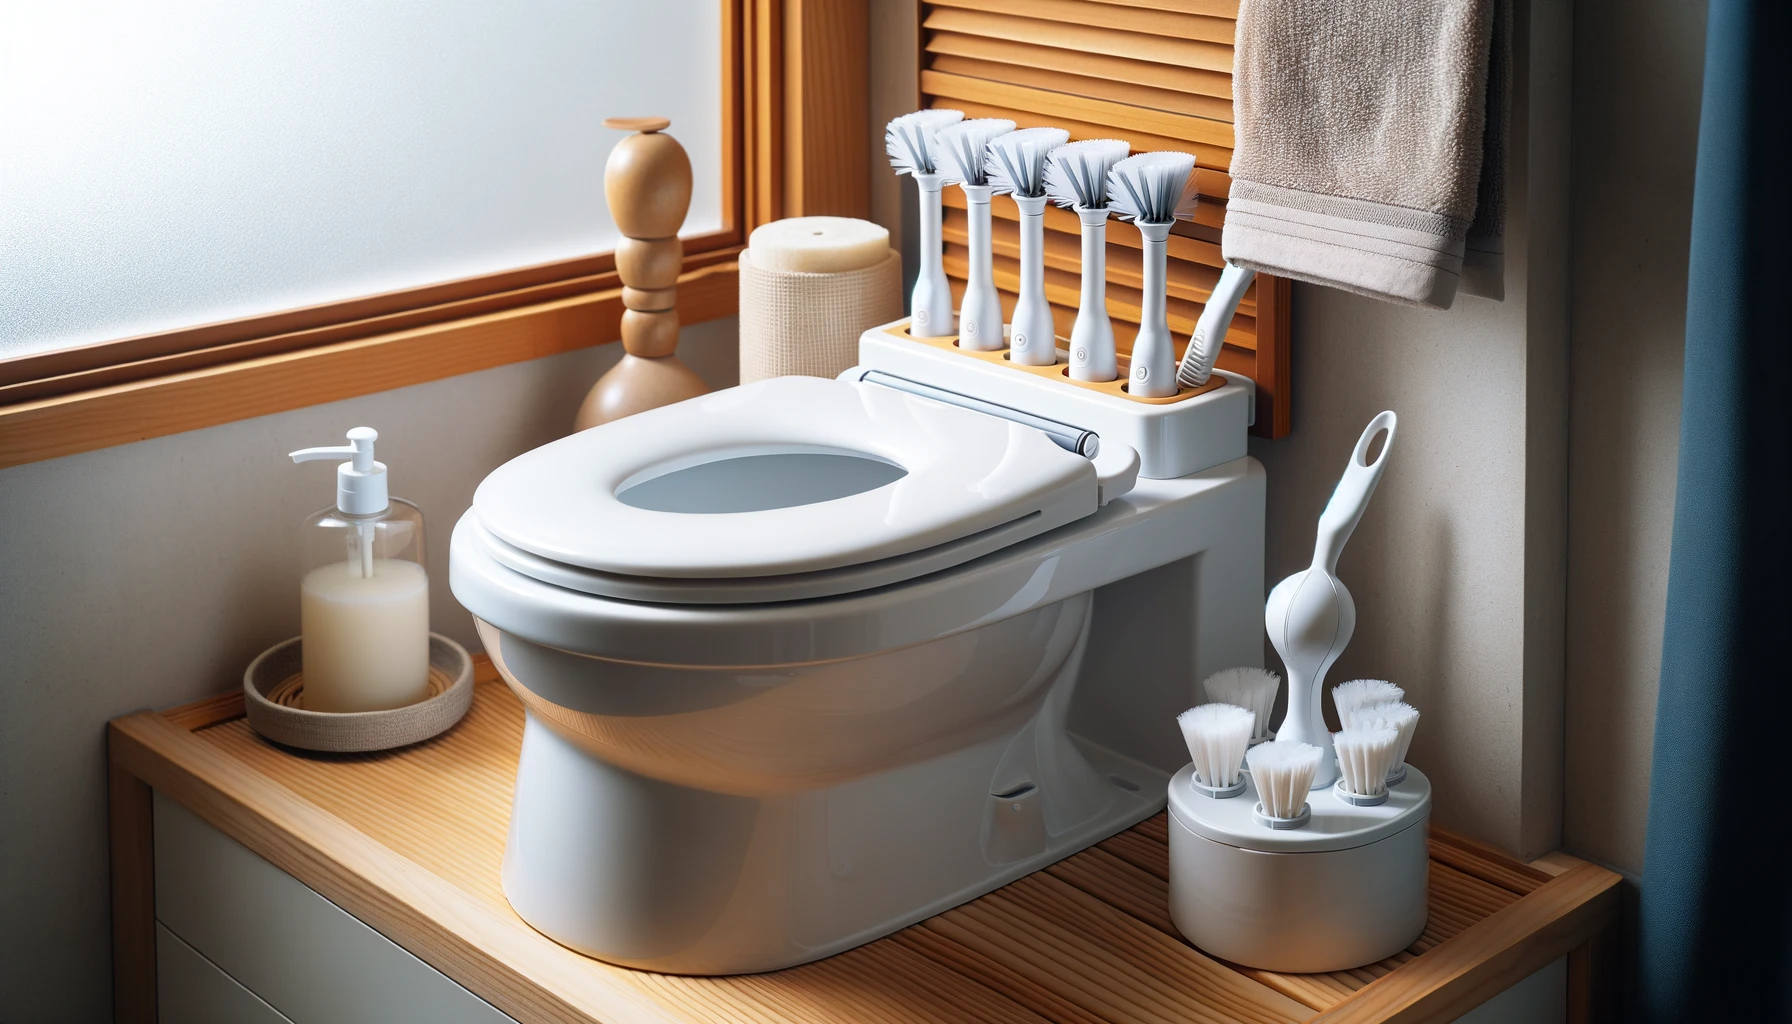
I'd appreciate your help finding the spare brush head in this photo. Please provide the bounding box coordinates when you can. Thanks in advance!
[1202,667,1281,742]
[1332,679,1404,725]
[986,126,1071,198]
[934,118,1016,186]
[1178,703,1255,798]
[1333,726,1400,804]
[885,108,965,177]
[1044,139,1130,210]
[1106,151,1199,224]
[1350,701,1420,782]
[1246,740,1323,828]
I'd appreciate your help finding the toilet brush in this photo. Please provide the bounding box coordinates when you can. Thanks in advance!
[1106,152,1199,398]
[1201,666,1280,743]
[1044,139,1130,382]
[1264,411,1399,791]
[1348,701,1420,784]
[1332,679,1404,725]
[935,118,1017,351]
[1245,740,1323,829]
[1332,726,1400,806]
[885,108,966,337]
[1178,703,1254,798]
[987,127,1071,366]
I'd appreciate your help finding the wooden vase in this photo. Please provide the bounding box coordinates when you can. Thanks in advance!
[573,117,709,432]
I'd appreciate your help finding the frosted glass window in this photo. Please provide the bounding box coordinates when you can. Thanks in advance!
[0,1,725,359]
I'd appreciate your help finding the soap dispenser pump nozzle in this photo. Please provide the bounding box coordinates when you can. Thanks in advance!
[291,427,388,517]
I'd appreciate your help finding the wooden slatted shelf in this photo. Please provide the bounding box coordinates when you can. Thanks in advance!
[110,659,1620,1023]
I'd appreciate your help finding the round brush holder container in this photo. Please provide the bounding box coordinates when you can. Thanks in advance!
[1167,762,1431,973]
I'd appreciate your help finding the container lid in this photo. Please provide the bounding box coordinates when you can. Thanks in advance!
[470,376,1100,598]
[1167,762,1431,854]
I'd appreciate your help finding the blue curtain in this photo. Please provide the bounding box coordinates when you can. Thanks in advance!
[1639,1,1792,1019]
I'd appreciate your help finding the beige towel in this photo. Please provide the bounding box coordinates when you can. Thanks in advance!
[1223,0,1509,309]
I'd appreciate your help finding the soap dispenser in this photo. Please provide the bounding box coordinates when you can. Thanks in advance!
[290,427,430,713]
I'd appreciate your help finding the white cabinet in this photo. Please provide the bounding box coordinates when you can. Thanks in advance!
[153,793,516,1024]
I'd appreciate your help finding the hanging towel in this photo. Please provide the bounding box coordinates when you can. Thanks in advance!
[1222,0,1509,309]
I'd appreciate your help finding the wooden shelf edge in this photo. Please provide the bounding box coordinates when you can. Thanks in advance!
[1307,861,1622,1024]
[106,706,670,1024]
[0,262,741,472]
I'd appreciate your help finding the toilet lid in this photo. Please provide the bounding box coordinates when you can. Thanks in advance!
[470,376,1101,602]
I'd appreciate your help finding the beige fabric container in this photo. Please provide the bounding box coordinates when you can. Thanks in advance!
[738,247,904,384]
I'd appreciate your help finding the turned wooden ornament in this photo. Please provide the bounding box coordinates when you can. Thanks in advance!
[573,117,709,432]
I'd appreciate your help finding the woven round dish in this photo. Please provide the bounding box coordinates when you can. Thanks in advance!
[243,633,473,753]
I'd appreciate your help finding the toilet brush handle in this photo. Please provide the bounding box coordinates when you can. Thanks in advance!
[1312,411,1397,574]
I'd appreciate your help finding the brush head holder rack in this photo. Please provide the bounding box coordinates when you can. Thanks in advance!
[855,319,1252,479]
[1167,761,1431,973]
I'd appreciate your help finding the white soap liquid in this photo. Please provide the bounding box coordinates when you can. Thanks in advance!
[300,558,430,713]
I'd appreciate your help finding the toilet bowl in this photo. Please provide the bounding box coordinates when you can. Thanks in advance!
[451,372,1266,974]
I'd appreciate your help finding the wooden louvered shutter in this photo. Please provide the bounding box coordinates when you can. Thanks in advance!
[920,0,1292,437]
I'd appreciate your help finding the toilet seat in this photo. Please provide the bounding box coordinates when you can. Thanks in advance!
[470,376,1111,604]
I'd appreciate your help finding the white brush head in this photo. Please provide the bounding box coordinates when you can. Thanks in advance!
[1349,701,1420,769]
[986,126,1071,198]
[885,108,965,176]
[1246,740,1322,819]
[1332,679,1404,725]
[1201,667,1280,741]
[1177,703,1254,790]
[934,118,1016,186]
[1333,727,1399,797]
[1044,139,1130,210]
[1106,151,1199,224]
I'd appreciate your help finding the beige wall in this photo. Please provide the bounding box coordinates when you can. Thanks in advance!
[0,321,738,1022]
[1563,0,1704,876]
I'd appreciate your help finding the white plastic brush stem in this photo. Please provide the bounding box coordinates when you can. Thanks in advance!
[910,174,954,337]
[1177,263,1255,388]
[1068,206,1116,382]
[1130,221,1177,397]
[1009,194,1056,365]
[957,184,1004,350]
[1315,411,1398,575]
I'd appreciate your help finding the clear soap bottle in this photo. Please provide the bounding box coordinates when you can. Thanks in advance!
[290,427,430,713]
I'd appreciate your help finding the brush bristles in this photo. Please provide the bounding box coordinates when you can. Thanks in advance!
[1246,741,1322,819]
[986,127,1071,198]
[1106,151,1199,224]
[1348,701,1420,770]
[1334,727,1400,797]
[934,118,1016,186]
[1201,667,1280,740]
[885,108,965,176]
[1044,139,1130,209]
[1177,703,1254,789]
[1332,679,1404,724]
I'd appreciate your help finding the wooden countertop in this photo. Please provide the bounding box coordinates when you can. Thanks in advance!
[109,659,1621,1024]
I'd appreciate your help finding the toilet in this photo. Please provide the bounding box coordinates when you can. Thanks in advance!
[450,331,1265,975]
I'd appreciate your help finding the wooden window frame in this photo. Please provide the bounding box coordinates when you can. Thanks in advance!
[0,0,869,470]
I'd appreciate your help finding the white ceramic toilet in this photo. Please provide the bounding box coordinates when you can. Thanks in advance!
[451,330,1265,974]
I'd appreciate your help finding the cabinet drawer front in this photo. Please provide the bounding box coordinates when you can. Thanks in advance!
[158,922,293,1024]
[153,792,516,1024]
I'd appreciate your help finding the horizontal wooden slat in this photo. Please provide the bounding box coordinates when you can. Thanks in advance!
[928,0,1237,45]
[929,54,1234,122]
[1088,0,1238,16]
[923,8,1232,74]
[923,70,1234,151]
[926,32,1232,102]
[941,188,1228,263]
